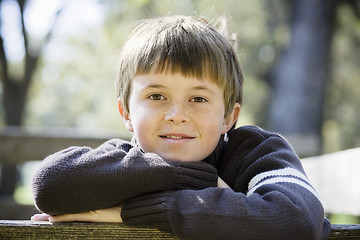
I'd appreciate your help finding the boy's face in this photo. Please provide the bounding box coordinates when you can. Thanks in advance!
[120,72,240,162]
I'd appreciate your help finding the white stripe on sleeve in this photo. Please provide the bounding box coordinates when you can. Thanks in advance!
[247,168,322,203]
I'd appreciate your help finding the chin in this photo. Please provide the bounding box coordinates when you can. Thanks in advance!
[165,155,203,162]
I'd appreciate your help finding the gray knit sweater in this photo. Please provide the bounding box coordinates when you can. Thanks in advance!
[32,126,331,239]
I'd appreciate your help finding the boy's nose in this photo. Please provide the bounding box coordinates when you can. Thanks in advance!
[164,102,190,124]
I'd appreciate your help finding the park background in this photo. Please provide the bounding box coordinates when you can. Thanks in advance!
[0,0,359,223]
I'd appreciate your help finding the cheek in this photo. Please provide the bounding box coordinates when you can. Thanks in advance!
[200,108,225,133]
[129,106,160,145]
[131,117,153,152]
[131,110,153,134]
[196,115,225,152]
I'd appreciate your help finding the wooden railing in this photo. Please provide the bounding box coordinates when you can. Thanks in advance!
[0,126,129,164]
[0,220,359,239]
[0,220,177,239]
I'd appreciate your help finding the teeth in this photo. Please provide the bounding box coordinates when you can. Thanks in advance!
[166,135,183,139]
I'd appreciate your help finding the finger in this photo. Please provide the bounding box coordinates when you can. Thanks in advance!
[49,214,79,223]
[31,213,50,221]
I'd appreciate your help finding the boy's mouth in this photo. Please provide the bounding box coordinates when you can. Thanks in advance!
[159,134,194,140]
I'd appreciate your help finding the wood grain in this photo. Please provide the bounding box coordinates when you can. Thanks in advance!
[1,221,360,239]
[0,220,177,239]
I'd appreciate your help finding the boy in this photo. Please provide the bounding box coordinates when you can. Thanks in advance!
[32,15,331,239]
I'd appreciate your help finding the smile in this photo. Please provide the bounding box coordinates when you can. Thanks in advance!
[168,135,184,139]
[160,135,194,140]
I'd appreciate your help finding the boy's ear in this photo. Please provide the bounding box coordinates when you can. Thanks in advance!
[222,103,241,134]
[117,99,133,132]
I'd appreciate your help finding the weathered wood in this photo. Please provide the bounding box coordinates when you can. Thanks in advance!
[0,220,178,239]
[0,221,359,239]
[329,224,360,239]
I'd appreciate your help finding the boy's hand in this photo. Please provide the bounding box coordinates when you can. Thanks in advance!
[31,213,51,221]
[218,177,230,188]
[31,205,123,223]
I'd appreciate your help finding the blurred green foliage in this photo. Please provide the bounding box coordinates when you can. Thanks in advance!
[329,214,360,225]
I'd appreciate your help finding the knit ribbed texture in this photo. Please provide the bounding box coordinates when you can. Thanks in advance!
[122,192,172,232]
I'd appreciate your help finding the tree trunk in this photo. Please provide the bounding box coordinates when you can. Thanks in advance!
[0,55,37,194]
[267,0,336,156]
[0,0,39,196]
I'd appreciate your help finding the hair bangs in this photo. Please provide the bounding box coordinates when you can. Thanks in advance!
[132,17,228,84]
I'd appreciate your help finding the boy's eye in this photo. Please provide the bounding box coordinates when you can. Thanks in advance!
[191,97,207,103]
[148,94,165,100]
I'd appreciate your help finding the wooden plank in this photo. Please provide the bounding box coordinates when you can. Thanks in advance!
[0,127,130,163]
[0,221,359,239]
[329,224,360,239]
[0,220,178,239]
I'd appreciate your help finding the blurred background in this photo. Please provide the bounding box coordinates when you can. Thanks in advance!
[0,0,359,223]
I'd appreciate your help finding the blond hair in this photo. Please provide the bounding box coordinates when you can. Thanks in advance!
[116,15,243,116]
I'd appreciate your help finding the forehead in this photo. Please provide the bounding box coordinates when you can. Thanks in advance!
[131,72,224,95]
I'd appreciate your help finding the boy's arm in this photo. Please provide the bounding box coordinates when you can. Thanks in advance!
[31,177,228,223]
[31,176,229,223]
[120,133,331,240]
[32,139,218,216]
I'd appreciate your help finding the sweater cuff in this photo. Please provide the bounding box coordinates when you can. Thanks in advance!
[170,161,218,190]
[121,192,172,232]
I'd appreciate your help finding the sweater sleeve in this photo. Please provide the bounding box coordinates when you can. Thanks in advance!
[32,139,218,215]
[122,187,330,240]
[121,128,331,240]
